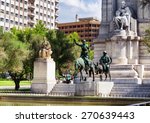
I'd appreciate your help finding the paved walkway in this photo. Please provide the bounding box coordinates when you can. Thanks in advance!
[0,86,30,90]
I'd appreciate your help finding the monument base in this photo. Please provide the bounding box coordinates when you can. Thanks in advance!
[31,58,56,94]
[31,82,56,94]
[75,81,114,97]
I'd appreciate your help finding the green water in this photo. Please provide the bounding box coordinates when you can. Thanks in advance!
[1,96,149,106]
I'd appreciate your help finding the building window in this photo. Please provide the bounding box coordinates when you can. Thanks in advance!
[15,13,18,17]
[11,4,14,8]
[16,6,18,10]
[1,1,4,5]
[51,2,54,5]
[10,20,13,23]
[5,27,9,30]
[0,18,4,21]
[6,19,9,22]
[24,1,27,4]
[6,3,9,6]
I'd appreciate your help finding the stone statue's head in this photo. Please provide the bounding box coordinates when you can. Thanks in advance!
[121,1,126,9]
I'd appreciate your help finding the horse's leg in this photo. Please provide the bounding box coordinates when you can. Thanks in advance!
[92,69,95,82]
[80,71,82,81]
[89,69,91,77]
[105,73,107,81]
[100,74,102,81]
[80,71,81,81]
[109,71,111,81]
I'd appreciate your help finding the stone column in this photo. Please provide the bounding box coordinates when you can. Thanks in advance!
[111,35,128,64]
[31,58,56,94]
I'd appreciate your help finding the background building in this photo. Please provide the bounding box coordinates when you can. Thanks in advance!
[58,17,100,43]
[0,0,59,31]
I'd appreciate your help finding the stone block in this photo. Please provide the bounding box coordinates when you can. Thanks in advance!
[31,58,56,94]
[75,81,114,97]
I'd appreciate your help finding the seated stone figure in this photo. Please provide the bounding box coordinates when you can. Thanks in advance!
[39,38,52,59]
[114,1,131,31]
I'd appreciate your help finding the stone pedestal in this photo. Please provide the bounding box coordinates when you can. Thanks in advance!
[111,35,128,64]
[75,82,114,97]
[31,58,56,94]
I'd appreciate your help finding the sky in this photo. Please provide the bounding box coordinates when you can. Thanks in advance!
[58,0,102,23]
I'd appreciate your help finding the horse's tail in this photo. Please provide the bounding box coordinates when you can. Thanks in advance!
[74,59,79,78]
[74,59,79,70]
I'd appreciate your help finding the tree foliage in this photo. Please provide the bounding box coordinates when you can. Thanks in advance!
[0,31,29,90]
[143,27,150,52]
[0,21,83,89]
[33,20,48,37]
[46,30,81,75]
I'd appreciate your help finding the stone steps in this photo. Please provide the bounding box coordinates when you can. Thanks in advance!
[49,83,75,96]
[142,78,150,84]
[110,93,150,97]
[110,83,150,97]
[94,75,140,84]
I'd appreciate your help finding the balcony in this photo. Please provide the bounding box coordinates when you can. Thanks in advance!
[55,12,59,17]
[28,12,34,17]
[55,19,58,23]
[55,6,59,10]
[28,18,34,24]
[28,3,35,10]
[55,0,59,4]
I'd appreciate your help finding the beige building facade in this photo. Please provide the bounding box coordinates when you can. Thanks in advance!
[58,17,100,43]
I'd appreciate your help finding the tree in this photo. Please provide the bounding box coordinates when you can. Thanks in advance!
[46,30,81,76]
[143,27,150,52]
[0,27,3,38]
[0,32,29,90]
[33,20,48,37]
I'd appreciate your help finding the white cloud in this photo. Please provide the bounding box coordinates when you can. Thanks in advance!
[60,0,86,10]
[59,0,102,22]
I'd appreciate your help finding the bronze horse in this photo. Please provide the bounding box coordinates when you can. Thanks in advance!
[94,62,111,81]
[74,57,95,82]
